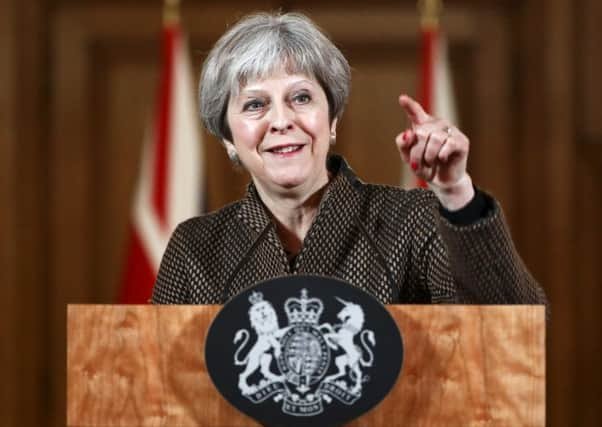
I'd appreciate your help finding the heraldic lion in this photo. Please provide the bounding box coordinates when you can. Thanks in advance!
[234,297,289,395]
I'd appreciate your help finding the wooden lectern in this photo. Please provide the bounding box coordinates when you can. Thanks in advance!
[67,305,545,426]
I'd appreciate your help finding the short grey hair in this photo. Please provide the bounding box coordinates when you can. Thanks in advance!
[199,12,351,141]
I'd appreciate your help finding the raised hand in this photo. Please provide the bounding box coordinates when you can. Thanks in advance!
[395,94,474,210]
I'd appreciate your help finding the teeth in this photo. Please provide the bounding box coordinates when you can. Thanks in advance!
[272,145,299,154]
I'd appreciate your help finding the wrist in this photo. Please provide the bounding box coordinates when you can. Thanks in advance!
[430,174,475,211]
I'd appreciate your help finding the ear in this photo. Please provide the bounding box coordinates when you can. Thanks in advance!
[330,117,338,136]
[222,139,237,157]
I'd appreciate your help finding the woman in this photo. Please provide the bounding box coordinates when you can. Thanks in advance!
[151,12,548,309]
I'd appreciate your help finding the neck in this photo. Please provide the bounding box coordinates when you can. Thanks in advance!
[254,179,330,256]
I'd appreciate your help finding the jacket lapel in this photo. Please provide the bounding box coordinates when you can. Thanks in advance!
[233,155,365,288]
[234,184,290,285]
[295,157,363,277]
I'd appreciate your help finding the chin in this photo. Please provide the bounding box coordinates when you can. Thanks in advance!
[272,175,307,190]
[267,166,310,189]
[264,161,328,193]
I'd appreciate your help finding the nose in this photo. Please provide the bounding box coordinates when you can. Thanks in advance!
[269,103,294,134]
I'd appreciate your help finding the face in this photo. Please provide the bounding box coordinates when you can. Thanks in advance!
[225,71,336,197]
[250,301,279,333]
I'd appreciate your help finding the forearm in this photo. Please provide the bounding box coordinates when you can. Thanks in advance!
[429,174,475,211]
[436,195,549,312]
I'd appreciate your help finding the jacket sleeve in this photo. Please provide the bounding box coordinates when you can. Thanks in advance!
[414,191,549,314]
[151,223,190,304]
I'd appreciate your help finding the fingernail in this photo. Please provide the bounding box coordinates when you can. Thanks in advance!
[411,162,418,171]
[402,131,407,142]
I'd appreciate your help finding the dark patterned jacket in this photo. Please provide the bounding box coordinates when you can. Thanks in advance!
[152,155,548,309]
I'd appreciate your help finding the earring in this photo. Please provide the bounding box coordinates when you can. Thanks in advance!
[227,149,240,166]
[329,131,336,145]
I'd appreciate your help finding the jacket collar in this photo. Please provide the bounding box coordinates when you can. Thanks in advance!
[237,154,362,236]
[237,183,272,235]
[236,155,363,275]
[294,155,363,273]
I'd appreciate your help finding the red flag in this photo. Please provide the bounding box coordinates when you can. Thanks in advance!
[402,1,457,189]
[118,13,203,303]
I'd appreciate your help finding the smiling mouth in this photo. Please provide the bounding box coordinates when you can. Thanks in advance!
[267,144,304,154]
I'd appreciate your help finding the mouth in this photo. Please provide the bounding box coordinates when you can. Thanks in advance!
[265,144,305,156]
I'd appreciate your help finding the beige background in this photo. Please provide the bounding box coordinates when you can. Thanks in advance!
[1,0,601,425]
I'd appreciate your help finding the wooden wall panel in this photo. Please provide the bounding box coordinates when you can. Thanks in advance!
[0,3,18,426]
[340,53,416,186]
[516,1,548,284]
[518,0,565,423]
[0,0,598,426]
[471,6,515,223]
[575,144,602,426]
[580,0,602,144]
[94,48,158,303]
[539,1,577,425]
[1,0,51,425]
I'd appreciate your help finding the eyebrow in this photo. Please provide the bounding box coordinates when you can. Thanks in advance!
[238,89,266,97]
[240,79,316,95]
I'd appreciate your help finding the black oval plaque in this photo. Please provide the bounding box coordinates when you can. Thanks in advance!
[205,275,404,427]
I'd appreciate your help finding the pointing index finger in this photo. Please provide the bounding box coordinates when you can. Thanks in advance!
[399,94,430,125]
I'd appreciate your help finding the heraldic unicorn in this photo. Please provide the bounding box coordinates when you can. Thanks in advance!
[232,288,376,416]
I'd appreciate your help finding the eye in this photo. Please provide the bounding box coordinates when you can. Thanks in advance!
[292,91,311,104]
[243,99,266,112]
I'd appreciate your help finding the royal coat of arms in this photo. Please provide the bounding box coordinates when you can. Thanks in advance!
[232,288,376,416]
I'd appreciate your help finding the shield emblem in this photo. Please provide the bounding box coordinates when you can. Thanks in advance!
[205,275,404,427]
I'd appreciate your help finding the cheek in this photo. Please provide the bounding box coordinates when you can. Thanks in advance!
[230,118,269,149]
[300,111,331,139]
